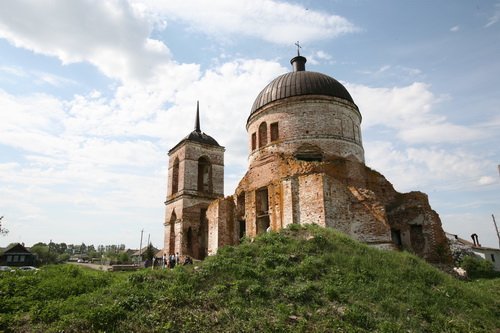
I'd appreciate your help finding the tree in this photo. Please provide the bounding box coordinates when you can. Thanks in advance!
[59,242,68,254]
[30,243,58,264]
[87,244,96,253]
[117,252,130,263]
[88,250,101,259]
[0,216,9,236]
[145,243,155,261]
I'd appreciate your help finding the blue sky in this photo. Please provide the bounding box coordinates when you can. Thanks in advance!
[0,0,499,250]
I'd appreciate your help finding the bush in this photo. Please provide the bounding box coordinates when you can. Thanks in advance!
[461,256,494,277]
[59,253,70,261]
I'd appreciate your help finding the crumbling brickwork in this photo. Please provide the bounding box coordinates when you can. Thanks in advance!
[166,54,451,264]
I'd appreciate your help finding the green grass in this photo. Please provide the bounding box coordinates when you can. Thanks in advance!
[1,224,499,332]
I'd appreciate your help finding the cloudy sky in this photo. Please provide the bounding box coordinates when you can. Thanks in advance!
[0,0,499,250]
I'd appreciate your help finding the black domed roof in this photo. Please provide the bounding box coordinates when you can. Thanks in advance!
[250,56,355,115]
[183,130,220,146]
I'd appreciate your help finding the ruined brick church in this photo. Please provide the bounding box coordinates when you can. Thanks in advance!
[163,53,450,263]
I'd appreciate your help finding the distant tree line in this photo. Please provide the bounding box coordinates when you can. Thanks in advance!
[5,241,129,265]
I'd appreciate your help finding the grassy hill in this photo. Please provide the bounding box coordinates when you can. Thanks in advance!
[1,224,499,332]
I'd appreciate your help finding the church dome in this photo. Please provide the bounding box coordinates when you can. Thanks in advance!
[250,56,355,115]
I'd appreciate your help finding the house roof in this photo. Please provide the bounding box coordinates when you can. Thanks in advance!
[131,246,159,257]
[3,243,33,255]
[446,232,500,251]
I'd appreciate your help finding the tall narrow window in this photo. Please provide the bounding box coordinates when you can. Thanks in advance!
[172,158,179,194]
[256,188,270,234]
[258,122,267,148]
[198,157,211,193]
[270,122,279,142]
[169,211,177,255]
[251,133,256,150]
[256,188,269,216]
[239,220,246,239]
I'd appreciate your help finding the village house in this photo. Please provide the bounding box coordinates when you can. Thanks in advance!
[0,243,37,267]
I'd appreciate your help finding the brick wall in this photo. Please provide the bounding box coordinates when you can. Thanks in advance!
[247,96,364,167]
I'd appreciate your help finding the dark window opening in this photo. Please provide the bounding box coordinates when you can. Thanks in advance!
[172,158,179,194]
[169,211,177,255]
[256,188,269,217]
[197,157,212,193]
[491,254,496,262]
[251,133,256,150]
[258,122,267,148]
[186,227,193,257]
[239,219,246,239]
[391,229,402,247]
[270,122,279,142]
[237,193,245,219]
[294,154,323,162]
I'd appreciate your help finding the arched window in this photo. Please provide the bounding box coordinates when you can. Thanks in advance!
[169,211,177,254]
[197,157,212,193]
[258,122,267,148]
[171,158,179,194]
[270,122,279,142]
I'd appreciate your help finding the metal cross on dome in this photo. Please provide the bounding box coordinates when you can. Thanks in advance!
[295,41,302,56]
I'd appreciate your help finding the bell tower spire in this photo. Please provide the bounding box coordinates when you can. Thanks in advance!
[195,100,201,133]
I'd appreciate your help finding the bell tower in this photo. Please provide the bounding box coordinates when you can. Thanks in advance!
[163,102,225,259]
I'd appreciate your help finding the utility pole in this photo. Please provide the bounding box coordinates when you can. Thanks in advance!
[493,215,500,249]
[139,229,143,266]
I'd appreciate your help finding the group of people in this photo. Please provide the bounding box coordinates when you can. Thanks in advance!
[144,253,194,269]
[161,253,193,269]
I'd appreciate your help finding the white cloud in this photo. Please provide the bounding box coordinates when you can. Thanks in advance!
[349,82,493,144]
[32,71,79,88]
[450,25,460,32]
[478,176,496,185]
[485,4,500,28]
[139,0,360,44]
[0,0,171,82]
[364,139,497,193]
[0,66,28,77]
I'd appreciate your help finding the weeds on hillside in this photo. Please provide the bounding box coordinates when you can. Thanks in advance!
[1,224,499,332]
